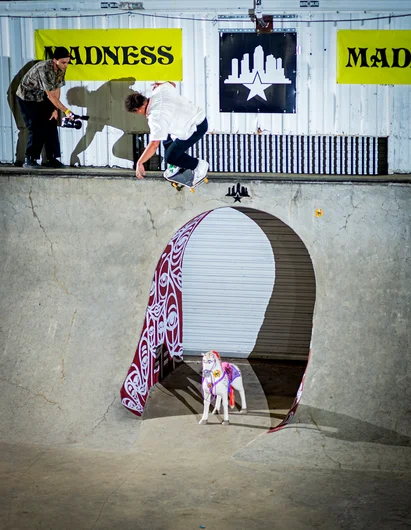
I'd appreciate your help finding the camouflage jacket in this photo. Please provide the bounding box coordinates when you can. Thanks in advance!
[16,60,66,102]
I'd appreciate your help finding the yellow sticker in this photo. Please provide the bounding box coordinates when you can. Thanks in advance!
[213,370,221,378]
[315,209,324,217]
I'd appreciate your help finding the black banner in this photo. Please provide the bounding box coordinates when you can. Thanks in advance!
[219,32,297,113]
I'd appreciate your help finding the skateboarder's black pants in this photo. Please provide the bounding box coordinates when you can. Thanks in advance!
[17,96,61,160]
[163,118,208,171]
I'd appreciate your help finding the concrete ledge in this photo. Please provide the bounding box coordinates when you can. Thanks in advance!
[1,163,411,184]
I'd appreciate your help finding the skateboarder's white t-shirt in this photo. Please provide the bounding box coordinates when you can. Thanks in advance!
[147,83,205,142]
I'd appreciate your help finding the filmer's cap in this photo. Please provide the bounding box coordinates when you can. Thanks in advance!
[53,47,71,60]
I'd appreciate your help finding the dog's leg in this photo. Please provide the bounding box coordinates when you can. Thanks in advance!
[221,392,229,425]
[199,393,211,425]
[212,395,221,415]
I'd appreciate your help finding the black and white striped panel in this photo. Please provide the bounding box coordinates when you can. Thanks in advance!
[135,134,387,175]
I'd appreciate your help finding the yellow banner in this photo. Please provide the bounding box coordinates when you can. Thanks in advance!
[337,30,411,84]
[34,29,182,81]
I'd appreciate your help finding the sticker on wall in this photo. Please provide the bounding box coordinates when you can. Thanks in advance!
[219,32,297,113]
[226,183,251,203]
[315,209,324,217]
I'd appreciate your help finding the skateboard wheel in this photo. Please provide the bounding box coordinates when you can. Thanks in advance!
[204,178,209,184]
[172,183,178,189]
[190,188,195,193]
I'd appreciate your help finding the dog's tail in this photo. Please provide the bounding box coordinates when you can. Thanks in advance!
[229,387,235,409]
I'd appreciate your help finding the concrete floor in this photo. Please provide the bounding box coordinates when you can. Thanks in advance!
[1,360,410,530]
[2,441,410,530]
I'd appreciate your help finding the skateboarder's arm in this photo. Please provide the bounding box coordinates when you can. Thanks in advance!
[135,140,160,179]
[152,81,176,89]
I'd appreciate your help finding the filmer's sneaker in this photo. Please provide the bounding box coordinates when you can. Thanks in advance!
[42,157,65,168]
[193,159,208,186]
[23,157,40,168]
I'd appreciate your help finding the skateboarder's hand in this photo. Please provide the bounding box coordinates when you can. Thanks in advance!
[136,162,146,179]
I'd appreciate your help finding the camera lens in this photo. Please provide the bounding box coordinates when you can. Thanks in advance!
[61,117,83,130]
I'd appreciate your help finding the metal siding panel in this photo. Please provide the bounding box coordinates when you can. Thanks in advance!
[390,84,411,174]
[0,19,12,163]
[309,15,325,134]
[323,17,337,135]
[296,24,311,135]
[389,13,411,173]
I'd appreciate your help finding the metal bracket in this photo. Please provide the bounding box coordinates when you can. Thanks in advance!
[217,14,251,20]
[119,1,144,8]
[217,14,297,20]
[300,1,319,7]
[101,1,144,8]
[219,28,296,33]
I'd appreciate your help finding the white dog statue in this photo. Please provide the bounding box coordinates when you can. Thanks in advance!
[199,350,247,425]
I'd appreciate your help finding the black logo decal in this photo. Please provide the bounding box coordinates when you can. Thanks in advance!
[220,32,296,113]
[226,183,250,203]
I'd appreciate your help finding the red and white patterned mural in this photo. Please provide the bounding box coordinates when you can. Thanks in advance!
[120,211,211,416]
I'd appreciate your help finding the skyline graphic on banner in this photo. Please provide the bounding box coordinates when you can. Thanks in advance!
[223,45,291,101]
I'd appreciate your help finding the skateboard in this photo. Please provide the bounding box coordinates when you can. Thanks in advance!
[163,168,209,192]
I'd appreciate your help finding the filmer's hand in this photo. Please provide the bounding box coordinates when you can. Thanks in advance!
[50,110,58,121]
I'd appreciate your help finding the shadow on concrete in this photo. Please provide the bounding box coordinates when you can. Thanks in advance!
[144,360,306,429]
[294,405,411,448]
[66,78,149,166]
[143,360,411,446]
[249,359,307,396]
[7,60,39,166]
[143,363,203,420]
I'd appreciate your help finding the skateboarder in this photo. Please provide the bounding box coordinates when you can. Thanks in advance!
[125,82,209,184]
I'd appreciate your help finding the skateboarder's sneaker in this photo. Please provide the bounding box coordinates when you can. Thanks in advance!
[193,159,208,186]
[164,164,180,178]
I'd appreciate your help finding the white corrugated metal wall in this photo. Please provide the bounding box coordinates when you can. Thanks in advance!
[0,1,411,172]
[182,207,275,357]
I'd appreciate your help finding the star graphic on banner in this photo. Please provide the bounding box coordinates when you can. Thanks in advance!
[243,72,272,101]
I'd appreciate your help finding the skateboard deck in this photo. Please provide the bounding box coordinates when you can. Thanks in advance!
[163,168,208,192]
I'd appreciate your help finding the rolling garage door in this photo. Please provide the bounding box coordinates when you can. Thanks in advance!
[182,207,275,357]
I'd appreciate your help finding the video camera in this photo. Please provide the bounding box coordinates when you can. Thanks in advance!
[61,114,90,130]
